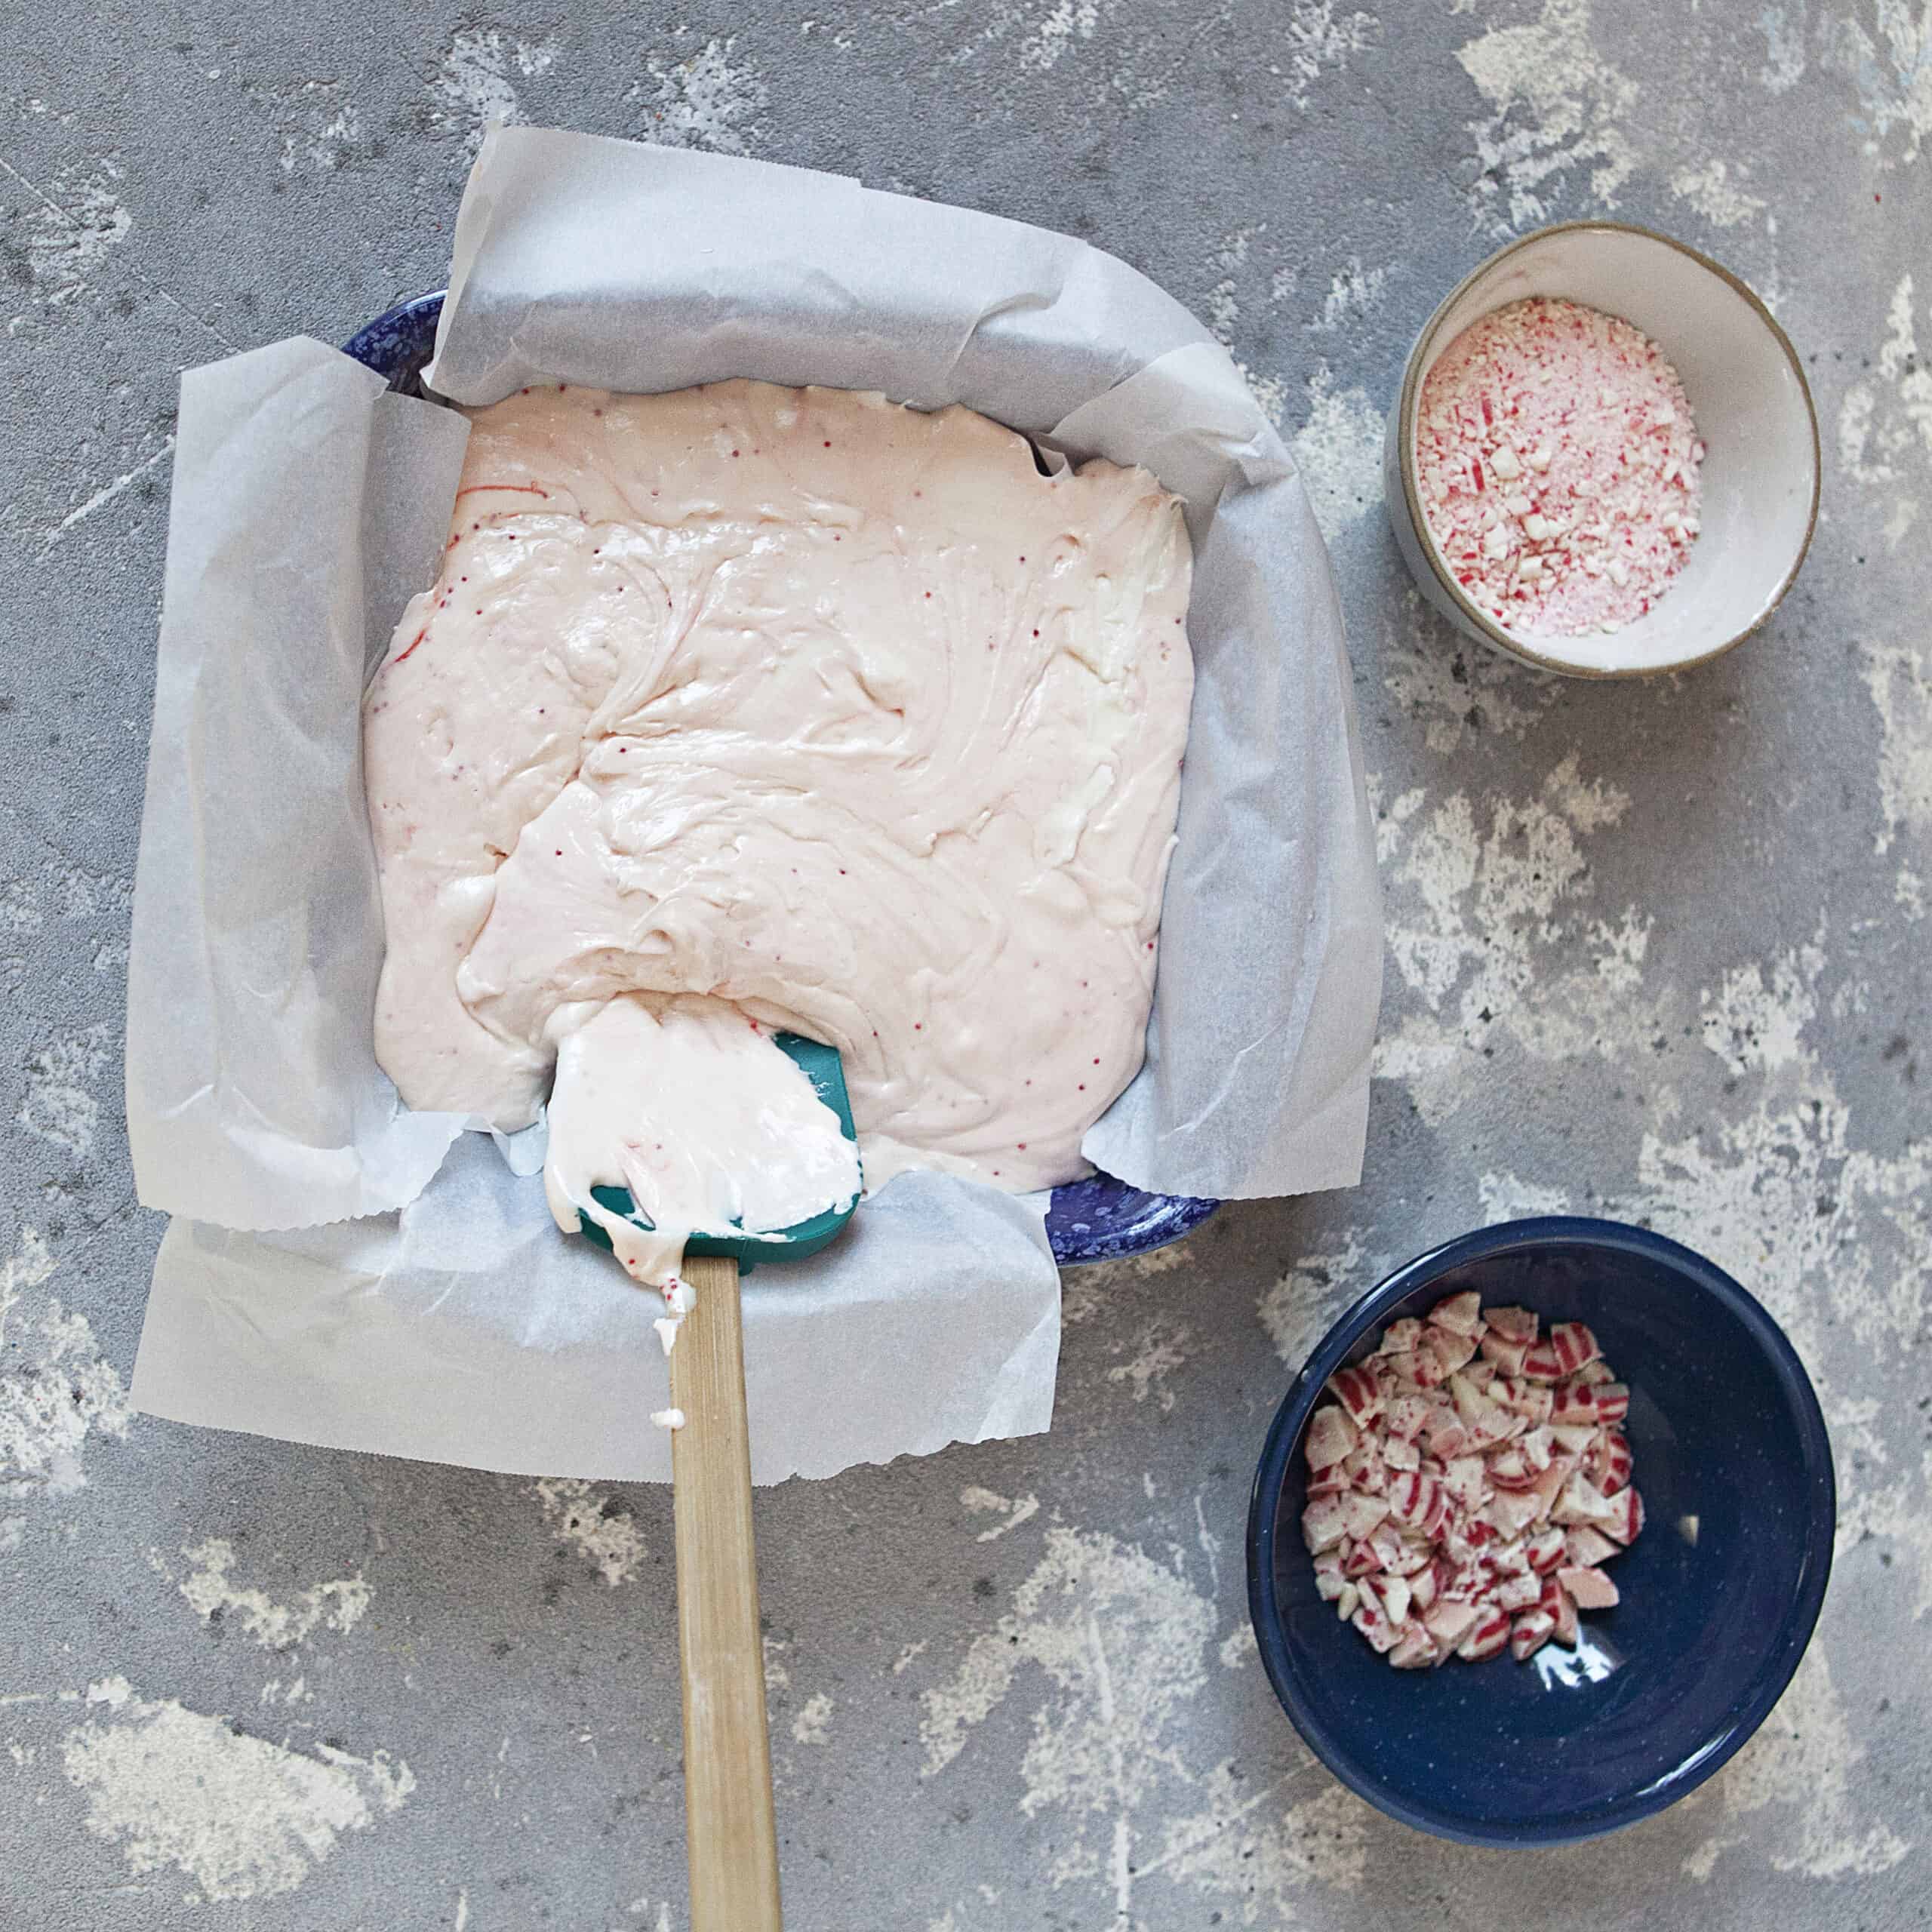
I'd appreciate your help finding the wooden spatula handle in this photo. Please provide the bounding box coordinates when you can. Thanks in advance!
[668,1254,783,1931]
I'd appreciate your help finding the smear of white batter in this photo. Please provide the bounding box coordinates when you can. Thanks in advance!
[543,994,859,1337]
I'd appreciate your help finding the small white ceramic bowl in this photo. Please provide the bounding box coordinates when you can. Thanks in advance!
[1384,221,1819,678]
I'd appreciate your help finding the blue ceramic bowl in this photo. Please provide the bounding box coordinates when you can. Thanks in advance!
[343,294,1219,1267]
[1247,1217,1834,1846]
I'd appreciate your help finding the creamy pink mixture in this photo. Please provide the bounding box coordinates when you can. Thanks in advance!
[1417,297,1703,640]
[365,379,1192,1287]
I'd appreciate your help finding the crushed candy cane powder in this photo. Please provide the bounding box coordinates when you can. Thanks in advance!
[1417,296,1704,639]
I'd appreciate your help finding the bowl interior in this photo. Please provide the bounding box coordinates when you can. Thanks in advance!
[1406,226,1817,675]
[1250,1221,1833,1844]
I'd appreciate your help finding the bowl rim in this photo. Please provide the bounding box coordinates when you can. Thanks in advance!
[1244,1214,1837,1847]
[1392,219,1822,681]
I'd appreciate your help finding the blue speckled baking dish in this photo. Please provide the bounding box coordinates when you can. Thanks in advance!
[1247,1217,1835,1846]
[344,293,1219,1267]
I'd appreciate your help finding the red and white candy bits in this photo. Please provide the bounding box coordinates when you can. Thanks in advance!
[1302,1292,1644,1669]
[1417,297,1703,640]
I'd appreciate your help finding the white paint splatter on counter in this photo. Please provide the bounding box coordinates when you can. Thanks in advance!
[0,153,131,306]
[921,1526,1216,1922]
[1104,1316,1192,1409]
[959,1487,1041,1542]
[1371,755,1657,1123]
[166,1540,371,1650]
[1291,367,1386,542]
[790,1692,832,1745]
[1682,1647,1910,1880]
[1478,1170,1572,1223]
[1378,594,1567,754]
[1838,273,1929,550]
[1456,0,1636,235]
[532,1478,645,1586]
[1312,255,1388,331]
[428,27,557,154]
[1217,1622,1258,1669]
[1016,0,1110,72]
[15,1022,112,1158]
[1260,1232,1377,1367]
[39,437,175,555]
[635,36,768,152]
[62,1676,413,1903]
[1669,157,1767,226]
[1279,1,1379,109]
[1820,1,1932,164]
[0,1229,130,1501]
[1152,1766,1368,1915]
[1757,4,1808,91]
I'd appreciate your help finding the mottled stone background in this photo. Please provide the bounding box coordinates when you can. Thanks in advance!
[3,2,1928,1926]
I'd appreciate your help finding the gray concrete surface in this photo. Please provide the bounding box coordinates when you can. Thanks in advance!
[4,2,1930,1926]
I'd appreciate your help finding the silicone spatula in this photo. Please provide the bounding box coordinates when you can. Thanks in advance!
[574,1033,859,1932]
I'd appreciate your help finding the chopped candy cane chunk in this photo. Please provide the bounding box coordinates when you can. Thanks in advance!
[1525,1527,1568,1574]
[1424,1600,1479,1647]
[1304,1404,1358,1469]
[1389,1627,1441,1669]
[1480,1331,1531,1377]
[1340,1493,1391,1541]
[1424,1326,1481,1377]
[1540,1577,1580,1648]
[1378,1318,1426,1356]
[1563,1525,1621,1568]
[1552,1472,1618,1526]
[1589,1429,1634,1496]
[1560,1565,1620,1611]
[1302,1497,1348,1552]
[1428,1290,1485,1337]
[1601,1486,1646,1546]
[1509,1608,1558,1660]
[1484,1306,1538,1342]
[1326,1364,1383,1427]
[1456,1606,1512,1662]
[1494,1570,1543,1613]
[1589,1382,1631,1425]
[1549,1322,1601,1375]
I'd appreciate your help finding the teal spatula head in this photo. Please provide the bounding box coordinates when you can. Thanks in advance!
[575,1032,860,1273]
